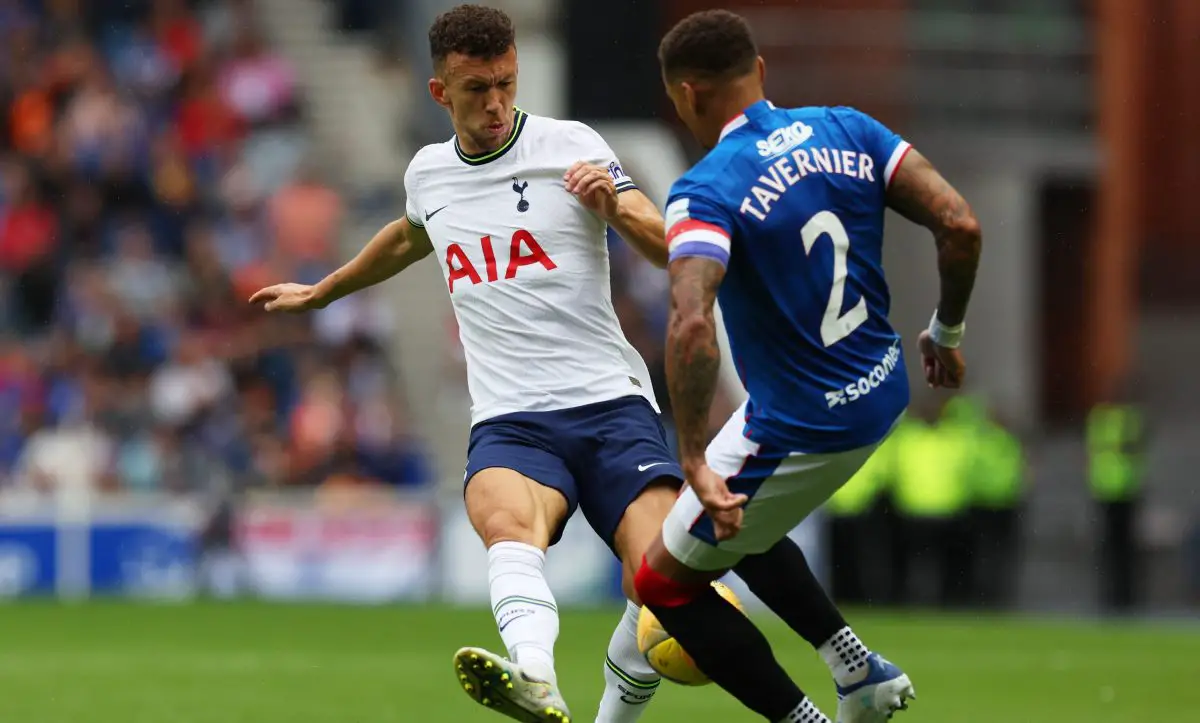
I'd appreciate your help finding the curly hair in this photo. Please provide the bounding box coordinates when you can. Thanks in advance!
[658,9,758,83]
[429,4,516,65]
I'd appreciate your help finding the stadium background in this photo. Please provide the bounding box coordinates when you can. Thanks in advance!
[0,0,1197,721]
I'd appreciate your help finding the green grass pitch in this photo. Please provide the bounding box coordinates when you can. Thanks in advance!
[0,601,1195,722]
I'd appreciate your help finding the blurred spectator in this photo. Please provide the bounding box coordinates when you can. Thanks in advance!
[289,367,346,478]
[109,17,179,105]
[201,0,256,57]
[106,221,180,319]
[213,163,267,272]
[175,59,243,170]
[148,334,233,428]
[150,128,200,219]
[8,66,56,158]
[59,64,148,181]
[0,162,59,332]
[218,24,297,127]
[153,0,205,73]
[13,368,116,497]
[268,161,342,275]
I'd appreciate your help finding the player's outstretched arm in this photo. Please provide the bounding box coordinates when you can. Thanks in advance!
[885,149,982,327]
[249,217,433,312]
[608,189,669,268]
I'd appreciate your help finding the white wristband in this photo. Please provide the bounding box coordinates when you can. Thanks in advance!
[928,310,965,349]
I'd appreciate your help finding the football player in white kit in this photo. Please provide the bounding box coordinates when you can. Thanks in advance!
[251,5,679,723]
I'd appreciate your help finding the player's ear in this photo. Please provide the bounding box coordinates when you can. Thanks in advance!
[755,56,766,85]
[428,75,450,109]
[681,81,698,116]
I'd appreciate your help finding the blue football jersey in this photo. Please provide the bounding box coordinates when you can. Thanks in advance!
[666,100,912,453]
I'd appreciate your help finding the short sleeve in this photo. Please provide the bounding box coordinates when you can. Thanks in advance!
[664,184,735,268]
[833,107,912,189]
[403,157,424,228]
[568,122,638,194]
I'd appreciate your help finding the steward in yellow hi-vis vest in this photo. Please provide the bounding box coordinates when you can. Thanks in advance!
[825,435,893,604]
[962,397,1025,610]
[887,404,973,608]
[1087,401,1146,614]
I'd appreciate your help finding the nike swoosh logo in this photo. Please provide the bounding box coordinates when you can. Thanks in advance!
[425,205,448,221]
[498,611,533,632]
[519,670,552,685]
[638,462,670,472]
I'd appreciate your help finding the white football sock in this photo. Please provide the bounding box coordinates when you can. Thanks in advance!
[778,697,829,723]
[488,541,559,683]
[819,626,871,686]
[595,600,661,722]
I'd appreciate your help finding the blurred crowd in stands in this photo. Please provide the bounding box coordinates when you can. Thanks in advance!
[0,0,431,500]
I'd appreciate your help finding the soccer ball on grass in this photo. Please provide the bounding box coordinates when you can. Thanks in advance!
[636,580,746,686]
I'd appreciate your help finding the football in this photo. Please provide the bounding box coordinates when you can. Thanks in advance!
[636,580,747,686]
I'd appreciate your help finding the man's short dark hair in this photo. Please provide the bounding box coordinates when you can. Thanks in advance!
[429,4,515,66]
[658,9,758,83]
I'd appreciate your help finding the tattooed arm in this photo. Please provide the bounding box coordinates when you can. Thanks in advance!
[666,253,747,537]
[886,149,982,326]
[666,256,727,473]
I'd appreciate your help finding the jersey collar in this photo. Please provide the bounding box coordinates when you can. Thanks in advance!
[454,107,529,166]
[718,100,776,144]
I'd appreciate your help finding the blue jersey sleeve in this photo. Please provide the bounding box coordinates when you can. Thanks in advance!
[831,107,912,189]
[664,181,735,268]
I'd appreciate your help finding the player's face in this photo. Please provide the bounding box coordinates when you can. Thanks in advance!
[431,46,519,154]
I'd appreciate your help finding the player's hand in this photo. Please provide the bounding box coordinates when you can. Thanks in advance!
[564,161,618,221]
[248,283,325,313]
[916,329,966,389]
[686,463,749,542]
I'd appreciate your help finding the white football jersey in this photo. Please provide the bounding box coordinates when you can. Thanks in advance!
[404,109,659,425]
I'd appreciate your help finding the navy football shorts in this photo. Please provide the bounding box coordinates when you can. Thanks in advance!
[464,395,684,550]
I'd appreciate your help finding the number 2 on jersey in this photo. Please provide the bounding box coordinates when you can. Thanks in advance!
[801,211,868,347]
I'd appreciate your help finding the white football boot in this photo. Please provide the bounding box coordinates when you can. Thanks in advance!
[454,646,572,723]
[835,652,915,723]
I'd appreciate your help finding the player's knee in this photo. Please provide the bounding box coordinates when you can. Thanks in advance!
[466,469,564,548]
[634,555,707,608]
[472,505,542,549]
[613,480,679,574]
[467,489,542,548]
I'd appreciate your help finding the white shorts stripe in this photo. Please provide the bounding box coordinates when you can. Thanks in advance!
[663,403,888,572]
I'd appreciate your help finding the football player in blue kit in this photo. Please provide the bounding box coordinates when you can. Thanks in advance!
[633,9,983,723]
